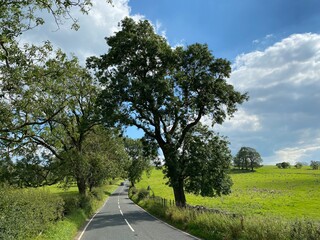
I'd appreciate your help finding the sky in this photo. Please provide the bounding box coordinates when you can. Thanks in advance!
[22,0,320,165]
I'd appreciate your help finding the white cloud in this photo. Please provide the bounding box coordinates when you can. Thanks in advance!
[21,0,144,64]
[222,33,320,164]
[209,108,261,133]
[274,144,320,165]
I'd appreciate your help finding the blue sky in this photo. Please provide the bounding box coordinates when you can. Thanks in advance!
[23,0,320,164]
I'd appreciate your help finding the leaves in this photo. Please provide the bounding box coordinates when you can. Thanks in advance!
[90,17,248,205]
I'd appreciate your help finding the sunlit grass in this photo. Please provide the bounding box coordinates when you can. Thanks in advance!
[136,166,320,220]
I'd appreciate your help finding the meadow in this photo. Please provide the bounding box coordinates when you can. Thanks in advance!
[136,166,320,220]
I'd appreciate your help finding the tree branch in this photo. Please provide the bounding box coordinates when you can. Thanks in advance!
[178,106,204,146]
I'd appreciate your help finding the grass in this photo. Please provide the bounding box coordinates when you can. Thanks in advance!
[35,181,120,240]
[130,188,320,240]
[136,166,320,220]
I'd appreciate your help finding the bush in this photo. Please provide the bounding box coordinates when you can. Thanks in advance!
[0,186,64,240]
[129,187,149,202]
[276,162,291,169]
[294,162,303,169]
[310,161,320,170]
[137,188,149,202]
[62,195,81,215]
[90,187,104,201]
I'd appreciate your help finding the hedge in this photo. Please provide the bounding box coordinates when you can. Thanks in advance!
[0,186,64,240]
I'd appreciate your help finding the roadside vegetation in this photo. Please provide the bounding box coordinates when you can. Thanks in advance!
[130,166,320,239]
[2,1,318,239]
[0,181,119,240]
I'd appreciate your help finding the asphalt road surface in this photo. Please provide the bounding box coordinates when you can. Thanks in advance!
[78,182,199,240]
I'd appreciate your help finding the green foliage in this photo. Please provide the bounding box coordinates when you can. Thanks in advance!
[0,0,94,43]
[124,138,152,187]
[1,0,116,197]
[310,160,320,170]
[276,162,291,169]
[89,17,247,206]
[234,147,263,171]
[182,126,233,197]
[137,188,150,201]
[0,186,64,240]
[294,162,303,169]
[37,182,119,240]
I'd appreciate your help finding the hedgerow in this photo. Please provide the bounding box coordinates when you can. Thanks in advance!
[0,186,64,240]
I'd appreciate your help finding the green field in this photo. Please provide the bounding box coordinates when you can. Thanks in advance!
[136,166,320,220]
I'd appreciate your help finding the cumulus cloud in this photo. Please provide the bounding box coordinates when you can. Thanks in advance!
[219,33,320,164]
[21,0,143,64]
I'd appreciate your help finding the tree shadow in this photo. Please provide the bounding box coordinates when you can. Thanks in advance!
[230,169,256,174]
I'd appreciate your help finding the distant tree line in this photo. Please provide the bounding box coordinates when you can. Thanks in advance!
[275,161,320,170]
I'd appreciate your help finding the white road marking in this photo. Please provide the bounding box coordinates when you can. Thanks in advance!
[120,209,123,216]
[77,195,112,240]
[125,219,135,232]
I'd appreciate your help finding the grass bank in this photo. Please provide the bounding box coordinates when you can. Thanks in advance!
[130,189,320,240]
[36,181,120,240]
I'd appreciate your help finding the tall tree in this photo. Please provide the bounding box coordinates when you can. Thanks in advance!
[0,0,111,146]
[234,147,263,171]
[80,127,129,192]
[88,17,248,207]
[0,0,117,194]
[124,138,152,187]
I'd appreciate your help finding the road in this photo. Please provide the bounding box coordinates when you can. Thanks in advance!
[78,182,199,240]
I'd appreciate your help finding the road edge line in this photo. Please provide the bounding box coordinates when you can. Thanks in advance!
[76,188,118,240]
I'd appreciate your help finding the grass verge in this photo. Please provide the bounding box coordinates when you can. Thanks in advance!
[130,187,320,240]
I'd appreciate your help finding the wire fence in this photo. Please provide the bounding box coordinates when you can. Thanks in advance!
[148,194,240,218]
[150,196,176,207]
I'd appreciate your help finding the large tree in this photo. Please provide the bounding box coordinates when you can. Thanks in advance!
[88,18,248,207]
[0,0,111,145]
[234,147,263,171]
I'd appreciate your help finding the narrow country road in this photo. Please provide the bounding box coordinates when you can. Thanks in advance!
[78,182,199,240]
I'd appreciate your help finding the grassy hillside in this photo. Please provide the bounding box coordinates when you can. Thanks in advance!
[136,166,320,220]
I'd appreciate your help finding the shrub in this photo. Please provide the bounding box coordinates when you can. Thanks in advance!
[276,162,291,169]
[0,186,64,240]
[310,161,320,170]
[62,195,81,215]
[90,187,104,201]
[137,188,149,202]
[294,162,303,169]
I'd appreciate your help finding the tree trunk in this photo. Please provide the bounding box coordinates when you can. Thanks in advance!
[173,179,186,207]
[77,177,87,196]
[161,145,186,207]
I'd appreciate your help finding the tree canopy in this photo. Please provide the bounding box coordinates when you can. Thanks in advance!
[234,147,263,171]
[0,0,122,195]
[88,17,248,206]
